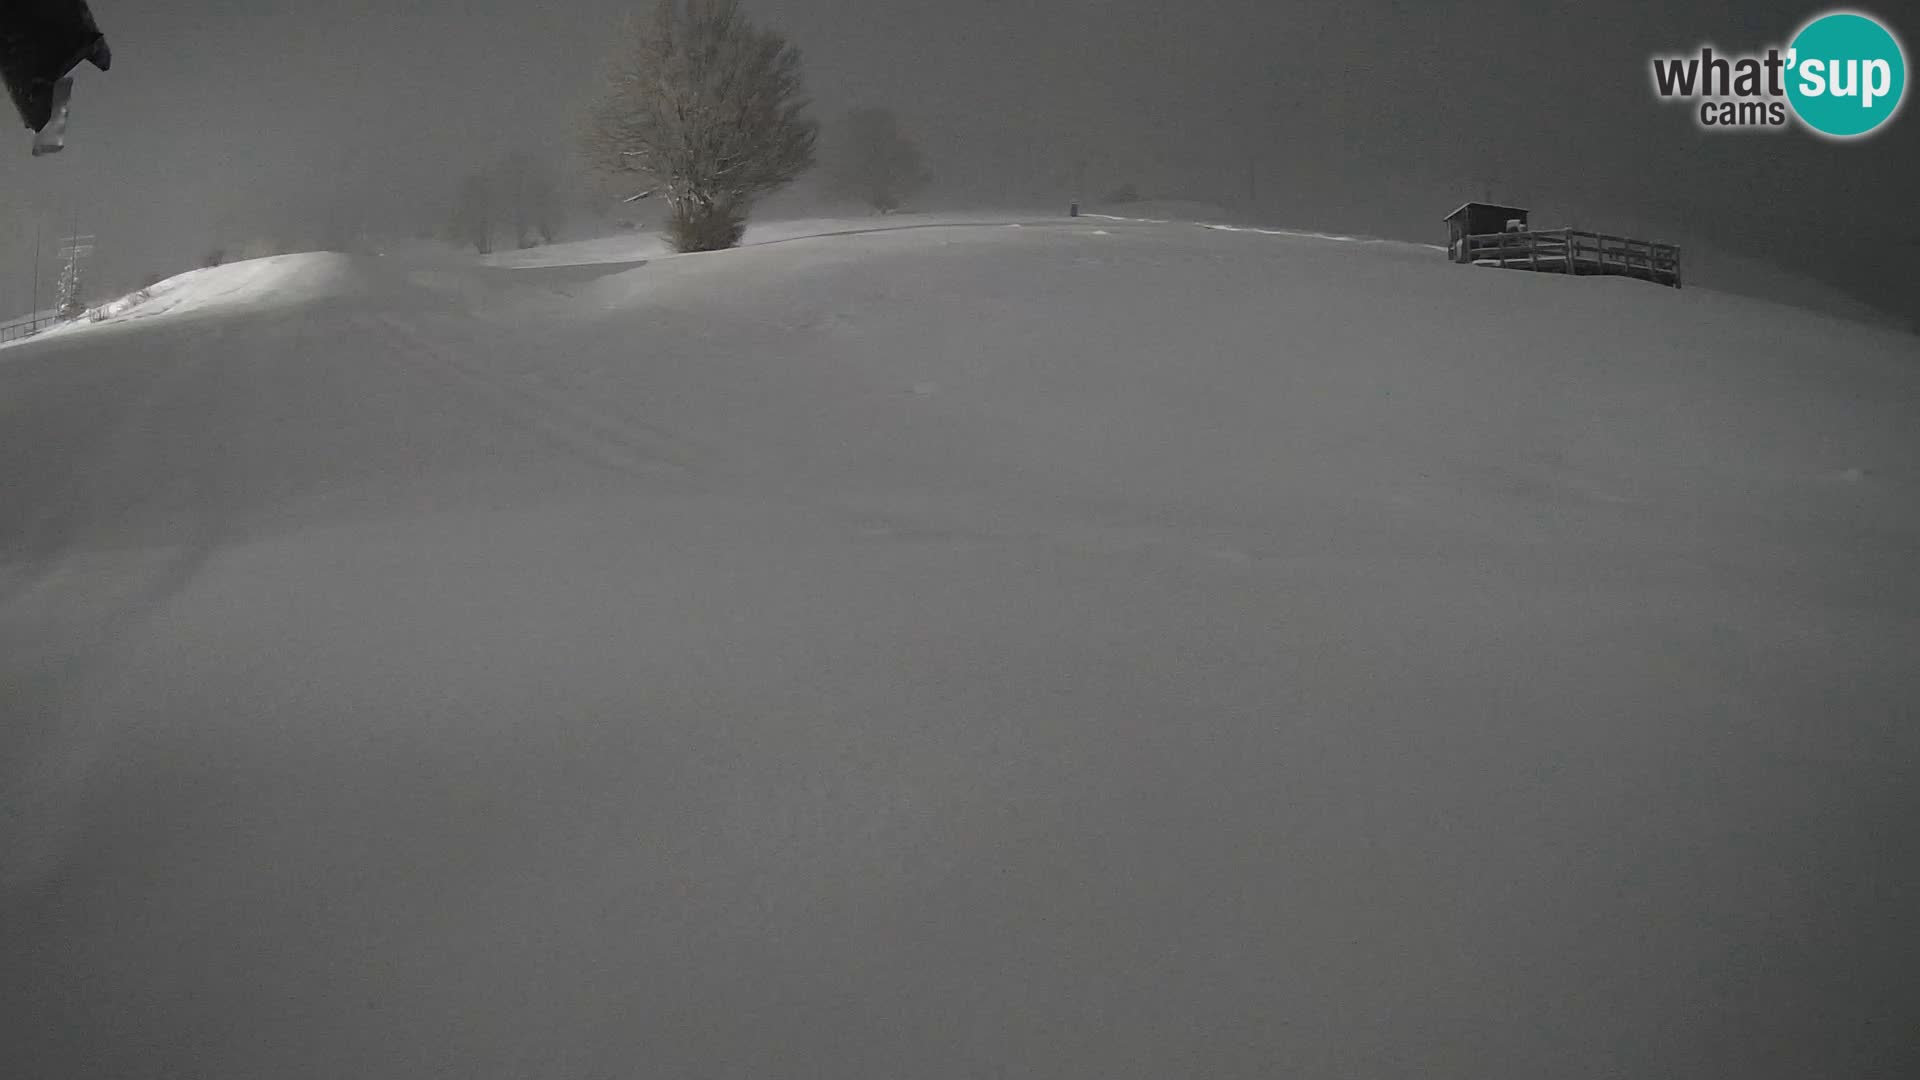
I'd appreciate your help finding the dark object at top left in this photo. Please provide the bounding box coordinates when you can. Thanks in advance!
[0,0,110,153]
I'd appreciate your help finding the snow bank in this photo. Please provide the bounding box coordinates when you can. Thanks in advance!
[479,231,674,269]
[109,252,358,319]
[2,252,362,350]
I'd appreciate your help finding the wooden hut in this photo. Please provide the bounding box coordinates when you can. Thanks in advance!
[1444,201,1682,289]
[1444,203,1530,264]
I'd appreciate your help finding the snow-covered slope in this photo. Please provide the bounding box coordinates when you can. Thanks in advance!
[2,252,364,352]
[3,216,1917,1080]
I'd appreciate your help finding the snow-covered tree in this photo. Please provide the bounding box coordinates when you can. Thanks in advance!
[581,0,817,252]
[827,107,932,214]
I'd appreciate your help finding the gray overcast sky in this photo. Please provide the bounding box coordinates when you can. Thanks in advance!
[2,1,1916,318]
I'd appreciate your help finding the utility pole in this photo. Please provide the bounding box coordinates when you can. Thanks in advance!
[57,225,96,321]
[30,221,41,334]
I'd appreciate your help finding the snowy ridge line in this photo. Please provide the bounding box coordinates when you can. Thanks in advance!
[1081,212,1449,251]
[491,217,1083,270]
[488,211,1442,276]
[740,218,1077,249]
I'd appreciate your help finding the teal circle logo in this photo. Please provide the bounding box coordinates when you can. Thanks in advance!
[1787,12,1907,138]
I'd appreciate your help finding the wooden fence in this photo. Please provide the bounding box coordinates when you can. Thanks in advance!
[1464,228,1682,288]
[0,312,46,344]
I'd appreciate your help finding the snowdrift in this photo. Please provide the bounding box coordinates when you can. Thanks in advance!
[2,252,361,350]
[3,215,1917,1080]
[130,252,354,322]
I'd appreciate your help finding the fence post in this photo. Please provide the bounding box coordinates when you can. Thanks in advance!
[30,223,41,335]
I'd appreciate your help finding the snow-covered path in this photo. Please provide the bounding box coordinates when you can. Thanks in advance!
[4,218,1918,1079]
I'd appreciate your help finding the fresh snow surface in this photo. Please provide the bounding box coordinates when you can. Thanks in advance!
[4,215,1918,1080]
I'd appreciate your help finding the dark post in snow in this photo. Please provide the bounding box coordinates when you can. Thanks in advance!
[30,221,40,334]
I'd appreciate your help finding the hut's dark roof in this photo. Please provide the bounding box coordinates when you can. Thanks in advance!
[1444,202,1531,222]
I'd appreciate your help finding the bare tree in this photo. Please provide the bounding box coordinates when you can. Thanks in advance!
[499,149,564,249]
[827,107,932,214]
[451,170,494,254]
[581,0,817,252]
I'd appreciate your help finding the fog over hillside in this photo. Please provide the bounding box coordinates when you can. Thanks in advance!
[0,2,1914,322]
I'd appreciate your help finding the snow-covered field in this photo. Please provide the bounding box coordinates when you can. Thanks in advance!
[3,215,1917,1079]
